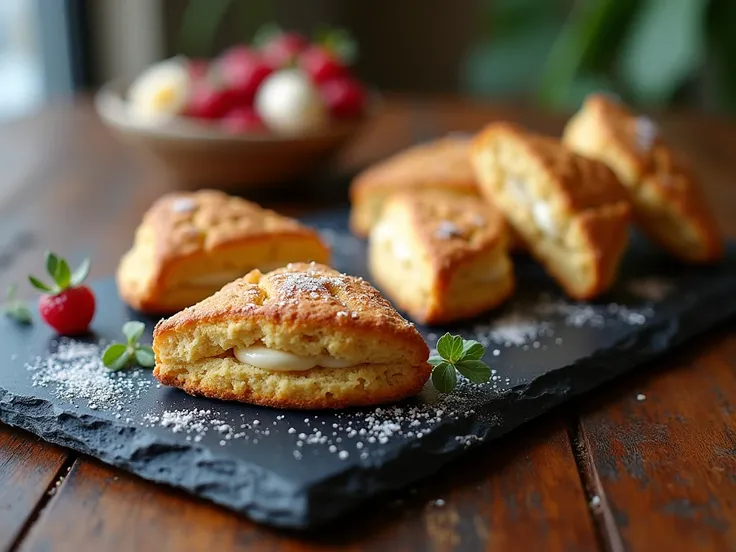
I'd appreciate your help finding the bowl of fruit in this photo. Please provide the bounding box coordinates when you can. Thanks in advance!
[95,28,373,188]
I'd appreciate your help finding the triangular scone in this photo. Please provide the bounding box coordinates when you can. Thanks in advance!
[368,190,514,324]
[152,263,431,409]
[563,94,722,263]
[349,136,479,237]
[471,123,631,300]
[117,190,329,314]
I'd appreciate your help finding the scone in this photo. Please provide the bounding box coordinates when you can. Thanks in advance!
[471,123,631,300]
[117,190,329,314]
[349,136,480,237]
[563,94,722,262]
[152,262,431,409]
[369,190,514,324]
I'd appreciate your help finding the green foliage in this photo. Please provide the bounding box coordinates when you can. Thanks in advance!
[465,0,736,111]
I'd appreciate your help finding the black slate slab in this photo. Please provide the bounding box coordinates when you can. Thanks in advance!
[2,208,736,529]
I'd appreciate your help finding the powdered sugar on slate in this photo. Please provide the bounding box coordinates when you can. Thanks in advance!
[26,338,151,411]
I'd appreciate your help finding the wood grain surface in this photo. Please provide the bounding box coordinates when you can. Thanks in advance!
[18,418,598,552]
[1,98,736,551]
[0,427,69,551]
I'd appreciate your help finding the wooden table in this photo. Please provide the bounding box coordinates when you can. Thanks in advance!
[1,98,735,552]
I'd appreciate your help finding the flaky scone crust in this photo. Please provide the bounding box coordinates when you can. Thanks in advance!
[349,137,478,237]
[117,190,329,313]
[563,94,722,262]
[471,122,631,299]
[153,263,431,409]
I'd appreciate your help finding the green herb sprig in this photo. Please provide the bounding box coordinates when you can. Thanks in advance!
[2,284,32,324]
[429,333,491,393]
[102,321,155,371]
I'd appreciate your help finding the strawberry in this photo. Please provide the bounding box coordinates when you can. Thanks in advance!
[221,106,264,133]
[260,32,308,68]
[320,77,366,119]
[184,81,236,120]
[29,252,95,335]
[217,46,272,104]
[299,46,347,84]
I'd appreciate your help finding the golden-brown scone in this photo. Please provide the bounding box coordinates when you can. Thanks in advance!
[152,263,430,409]
[471,123,631,300]
[349,136,526,252]
[117,190,329,314]
[350,137,479,236]
[563,94,722,262]
[368,190,514,324]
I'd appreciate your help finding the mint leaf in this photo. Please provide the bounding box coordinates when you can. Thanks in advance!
[28,276,53,293]
[456,360,492,384]
[122,321,145,345]
[436,333,454,360]
[134,346,155,368]
[431,362,457,393]
[71,258,91,287]
[461,340,485,360]
[5,303,32,324]
[102,343,129,370]
[53,258,71,289]
[448,335,464,363]
[428,354,445,367]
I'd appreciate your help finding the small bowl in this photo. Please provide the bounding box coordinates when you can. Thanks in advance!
[94,80,373,189]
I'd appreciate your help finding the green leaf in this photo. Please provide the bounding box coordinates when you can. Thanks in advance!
[461,340,485,361]
[54,258,71,289]
[461,21,561,98]
[134,346,155,368]
[456,360,492,384]
[448,335,464,363]
[4,302,32,324]
[122,321,145,345]
[45,251,59,280]
[315,26,358,65]
[102,344,129,370]
[28,276,53,293]
[71,258,90,287]
[618,0,707,106]
[428,354,445,367]
[436,333,455,360]
[431,362,458,393]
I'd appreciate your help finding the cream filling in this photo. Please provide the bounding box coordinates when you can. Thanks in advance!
[233,344,357,372]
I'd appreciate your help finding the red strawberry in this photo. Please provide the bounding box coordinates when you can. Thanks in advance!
[299,46,347,84]
[187,58,210,81]
[184,81,236,120]
[217,46,272,104]
[29,253,95,335]
[221,106,264,133]
[320,77,366,119]
[260,32,308,68]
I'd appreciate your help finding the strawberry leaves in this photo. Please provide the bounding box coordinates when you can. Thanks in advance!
[102,321,156,371]
[430,333,492,393]
[30,252,91,295]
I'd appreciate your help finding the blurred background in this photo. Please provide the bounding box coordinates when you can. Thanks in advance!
[6,0,736,123]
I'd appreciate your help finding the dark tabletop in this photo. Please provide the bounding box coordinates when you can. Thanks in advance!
[0,97,735,552]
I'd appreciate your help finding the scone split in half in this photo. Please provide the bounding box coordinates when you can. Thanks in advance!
[152,263,431,409]
[117,190,329,314]
[563,94,722,263]
[368,190,514,324]
[471,123,631,300]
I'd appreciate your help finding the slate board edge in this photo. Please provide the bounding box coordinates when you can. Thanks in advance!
[1,280,734,529]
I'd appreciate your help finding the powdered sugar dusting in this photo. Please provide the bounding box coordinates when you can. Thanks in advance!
[26,338,151,411]
[635,115,658,151]
[435,220,462,240]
